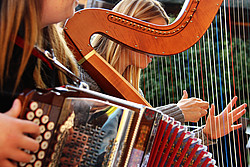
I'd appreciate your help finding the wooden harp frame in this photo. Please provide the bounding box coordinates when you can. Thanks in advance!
[64,0,223,105]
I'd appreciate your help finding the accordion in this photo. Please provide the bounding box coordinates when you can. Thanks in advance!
[17,86,216,167]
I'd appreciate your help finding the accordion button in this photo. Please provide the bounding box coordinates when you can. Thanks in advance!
[44,131,52,140]
[19,162,26,166]
[26,112,35,120]
[41,115,49,124]
[26,164,33,167]
[68,114,75,123]
[48,162,55,167]
[41,141,48,150]
[34,160,42,167]
[30,154,36,163]
[47,122,55,130]
[33,118,40,125]
[33,148,38,154]
[30,102,38,111]
[38,151,45,159]
[36,135,43,143]
[35,108,43,117]
[54,143,58,150]
[60,125,66,133]
[57,134,62,141]
[51,152,56,160]
[64,121,69,127]
[39,125,46,134]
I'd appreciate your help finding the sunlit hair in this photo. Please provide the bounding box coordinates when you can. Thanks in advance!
[0,0,79,92]
[92,0,169,90]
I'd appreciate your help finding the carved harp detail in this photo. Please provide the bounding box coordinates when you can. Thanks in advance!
[65,0,223,56]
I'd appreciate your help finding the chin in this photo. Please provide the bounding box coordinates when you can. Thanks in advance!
[67,10,76,19]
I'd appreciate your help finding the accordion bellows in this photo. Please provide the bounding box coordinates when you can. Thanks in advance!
[18,87,216,167]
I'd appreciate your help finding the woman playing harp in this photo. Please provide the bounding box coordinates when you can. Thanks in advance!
[91,0,247,145]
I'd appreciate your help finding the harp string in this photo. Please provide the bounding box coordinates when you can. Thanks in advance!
[154,56,159,106]
[198,40,205,132]
[178,54,182,98]
[157,58,162,106]
[208,22,224,165]
[245,0,250,163]
[160,57,167,105]
[231,0,248,165]
[236,0,249,165]
[246,0,250,109]
[169,56,174,103]
[202,32,213,148]
[164,56,171,104]
[227,0,241,166]
[240,0,249,162]
[182,52,187,90]
[215,12,226,167]
[198,40,205,102]
[221,2,233,166]
[202,35,208,147]
[151,58,157,106]
[174,54,179,101]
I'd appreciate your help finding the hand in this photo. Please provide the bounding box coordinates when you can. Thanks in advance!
[203,96,247,139]
[0,99,40,166]
[177,90,209,122]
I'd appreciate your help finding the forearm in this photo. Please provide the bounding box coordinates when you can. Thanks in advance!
[155,104,185,124]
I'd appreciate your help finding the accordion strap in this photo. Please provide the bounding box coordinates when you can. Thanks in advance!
[15,35,89,89]
[15,35,52,69]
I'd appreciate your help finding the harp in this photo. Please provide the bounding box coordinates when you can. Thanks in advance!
[64,0,249,166]
[64,0,222,107]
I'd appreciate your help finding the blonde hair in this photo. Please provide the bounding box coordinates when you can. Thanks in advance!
[0,0,79,92]
[92,0,169,90]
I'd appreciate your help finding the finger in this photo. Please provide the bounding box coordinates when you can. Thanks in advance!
[18,135,40,152]
[181,90,188,99]
[209,104,215,117]
[5,99,22,118]
[200,109,207,117]
[228,104,247,118]
[224,96,238,113]
[231,124,242,132]
[19,120,40,137]
[230,103,247,116]
[197,101,209,109]
[188,98,207,104]
[0,159,16,167]
[7,149,32,163]
[232,109,246,123]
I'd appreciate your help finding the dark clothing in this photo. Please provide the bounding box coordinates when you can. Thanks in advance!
[0,37,100,113]
[0,43,61,112]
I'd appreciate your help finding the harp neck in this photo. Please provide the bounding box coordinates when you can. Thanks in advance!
[64,0,223,56]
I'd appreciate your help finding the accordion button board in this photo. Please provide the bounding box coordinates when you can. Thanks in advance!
[18,89,75,167]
